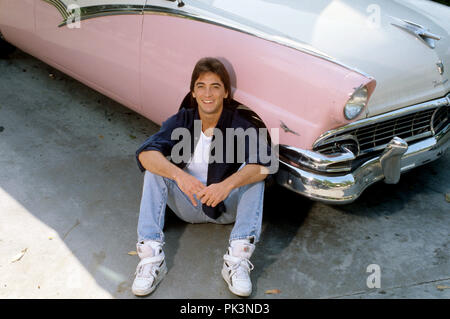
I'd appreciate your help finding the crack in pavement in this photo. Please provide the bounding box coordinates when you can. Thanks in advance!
[62,219,80,241]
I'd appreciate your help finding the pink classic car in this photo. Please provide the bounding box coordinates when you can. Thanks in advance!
[1,0,449,203]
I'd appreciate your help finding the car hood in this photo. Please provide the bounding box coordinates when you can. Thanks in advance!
[197,0,450,117]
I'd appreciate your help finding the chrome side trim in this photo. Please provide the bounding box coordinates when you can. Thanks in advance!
[43,0,70,20]
[313,93,450,149]
[39,0,373,78]
[58,4,145,27]
[40,1,145,27]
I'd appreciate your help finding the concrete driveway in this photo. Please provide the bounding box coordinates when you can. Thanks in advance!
[0,50,449,299]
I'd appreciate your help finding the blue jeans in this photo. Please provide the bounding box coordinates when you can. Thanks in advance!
[137,169,265,245]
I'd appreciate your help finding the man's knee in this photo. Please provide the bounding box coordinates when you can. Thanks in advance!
[240,179,265,193]
[144,170,169,186]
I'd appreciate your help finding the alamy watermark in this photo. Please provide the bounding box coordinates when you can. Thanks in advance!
[66,4,81,29]
[366,264,381,289]
[366,4,381,29]
[170,120,279,174]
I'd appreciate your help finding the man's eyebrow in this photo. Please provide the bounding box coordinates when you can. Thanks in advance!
[195,82,222,86]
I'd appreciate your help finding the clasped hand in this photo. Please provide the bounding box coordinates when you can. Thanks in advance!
[175,172,232,208]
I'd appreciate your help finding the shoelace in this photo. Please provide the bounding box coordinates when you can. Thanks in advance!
[136,263,156,279]
[135,256,164,279]
[226,256,254,280]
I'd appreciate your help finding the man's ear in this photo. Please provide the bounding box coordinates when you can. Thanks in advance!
[192,91,196,98]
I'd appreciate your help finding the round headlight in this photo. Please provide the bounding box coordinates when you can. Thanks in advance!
[344,86,368,120]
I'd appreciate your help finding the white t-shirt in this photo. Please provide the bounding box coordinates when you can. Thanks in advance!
[184,130,212,185]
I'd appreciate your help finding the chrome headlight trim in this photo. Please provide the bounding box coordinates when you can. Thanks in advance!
[344,85,368,120]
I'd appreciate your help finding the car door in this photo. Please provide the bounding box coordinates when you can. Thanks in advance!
[34,0,146,112]
[0,0,38,56]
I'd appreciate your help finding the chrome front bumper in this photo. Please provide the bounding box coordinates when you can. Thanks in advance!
[275,126,450,204]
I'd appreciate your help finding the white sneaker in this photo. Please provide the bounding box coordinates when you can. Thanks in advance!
[132,241,167,296]
[222,240,255,297]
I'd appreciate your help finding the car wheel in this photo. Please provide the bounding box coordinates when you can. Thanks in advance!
[0,36,16,58]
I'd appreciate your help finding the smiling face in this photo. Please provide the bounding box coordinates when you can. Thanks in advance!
[192,71,229,117]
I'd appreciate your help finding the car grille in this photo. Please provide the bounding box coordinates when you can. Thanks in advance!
[314,95,450,158]
[433,104,449,134]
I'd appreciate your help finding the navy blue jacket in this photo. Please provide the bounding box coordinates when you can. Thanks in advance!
[136,105,273,219]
